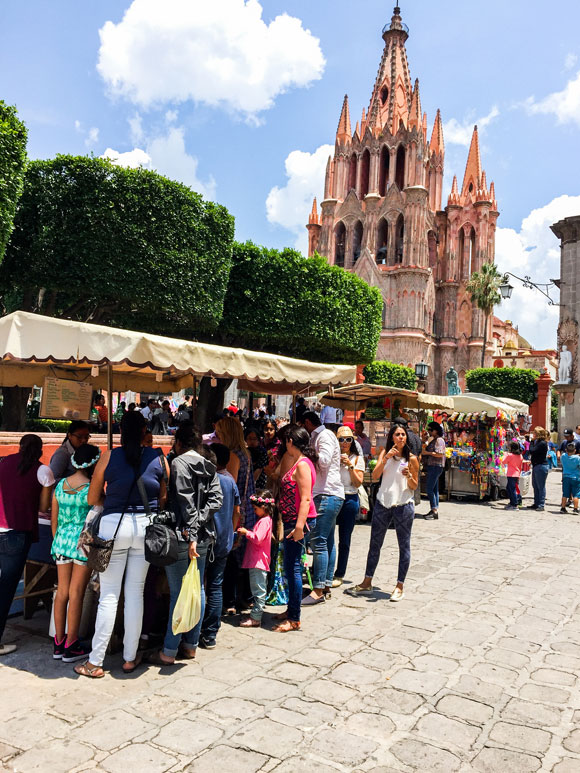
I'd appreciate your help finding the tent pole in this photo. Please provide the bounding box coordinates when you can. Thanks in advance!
[106,363,113,451]
[291,391,297,422]
[192,376,197,423]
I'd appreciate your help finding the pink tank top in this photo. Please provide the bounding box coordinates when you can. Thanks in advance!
[279,457,317,523]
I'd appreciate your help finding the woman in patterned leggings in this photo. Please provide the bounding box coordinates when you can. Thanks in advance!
[347,424,419,603]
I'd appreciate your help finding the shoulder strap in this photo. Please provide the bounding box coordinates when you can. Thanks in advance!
[111,450,143,538]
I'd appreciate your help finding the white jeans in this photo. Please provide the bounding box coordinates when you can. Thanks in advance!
[89,512,149,666]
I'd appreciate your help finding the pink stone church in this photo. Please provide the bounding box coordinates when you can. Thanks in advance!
[307,6,499,394]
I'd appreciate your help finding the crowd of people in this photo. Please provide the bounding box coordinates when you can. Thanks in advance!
[0,399,569,672]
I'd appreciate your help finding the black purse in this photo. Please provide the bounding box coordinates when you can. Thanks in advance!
[139,474,179,567]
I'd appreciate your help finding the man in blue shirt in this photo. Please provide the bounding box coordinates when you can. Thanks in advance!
[199,444,241,648]
[560,442,580,514]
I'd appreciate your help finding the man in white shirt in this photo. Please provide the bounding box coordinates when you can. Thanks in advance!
[302,411,344,604]
[320,404,338,426]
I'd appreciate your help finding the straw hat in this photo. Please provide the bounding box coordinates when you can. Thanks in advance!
[336,425,354,439]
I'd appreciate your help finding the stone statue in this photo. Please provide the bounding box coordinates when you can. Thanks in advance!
[557,344,573,384]
[445,367,461,395]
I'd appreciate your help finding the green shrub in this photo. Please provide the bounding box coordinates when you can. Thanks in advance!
[363,361,416,390]
[0,101,27,263]
[25,418,71,432]
[220,242,382,364]
[465,367,539,406]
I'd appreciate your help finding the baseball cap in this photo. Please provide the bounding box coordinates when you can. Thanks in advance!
[564,428,574,435]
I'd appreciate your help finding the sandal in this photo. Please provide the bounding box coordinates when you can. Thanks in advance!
[240,617,261,628]
[122,653,143,673]
[177,644,196,660]
[273,611,288,621]
[273,619,301,633]
[74,661,105,679]
[143,650,175,666]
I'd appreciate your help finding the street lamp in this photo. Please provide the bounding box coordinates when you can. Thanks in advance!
[500,271,560,306]
[499,280,513,300]
[415,361,428,381]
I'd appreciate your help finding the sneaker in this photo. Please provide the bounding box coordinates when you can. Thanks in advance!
[574,509,580,515]
[199,637,216,650]
[526,504,538,509]
[0,643,17,656]
[331,577,343,588]
[53,637,65,660]
[536,507,545,512]
[390,587,405,602]
[62,640,91,663]
[505,505,518,510]
[560,507,568,514]
[345,584,374,597]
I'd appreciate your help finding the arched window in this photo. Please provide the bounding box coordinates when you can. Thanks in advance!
[395,214,404,264]
[334,222,346,267]
[360,149,370,198]
[378,145,390,197]
[352,220,363,264]
[458,228,465,277]
[348,153,358,193]
[468,227,476,277]
[380,85,389,105]
[395,145,406,189]
[428,230,437,270]
[376,218,388,265]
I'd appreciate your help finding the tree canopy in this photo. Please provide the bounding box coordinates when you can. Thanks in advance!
[0,155,235,337]
[219,241,383,364]
[466,367,539,407]
[363,360,416,390]
[466,262,503,367]
[0,101,27,263]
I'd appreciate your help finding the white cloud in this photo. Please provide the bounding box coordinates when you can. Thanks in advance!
[495,194,580,348]
[102,147,152,168]
[97,0,325,121]
[86,127,100,147]
[128,113,144,144]
[443,105,499,146]
[266,143,333,254]
[565,53,578,71]
[165,110,178,124]
[74,119,81,131]
[525,70,580,127]
[102,126,216,200]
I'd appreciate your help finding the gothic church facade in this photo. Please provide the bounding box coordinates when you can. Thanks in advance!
[306,6,499,393]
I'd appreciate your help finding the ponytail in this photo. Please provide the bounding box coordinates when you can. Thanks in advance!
[120,412,146,469]
[18,434,43,475]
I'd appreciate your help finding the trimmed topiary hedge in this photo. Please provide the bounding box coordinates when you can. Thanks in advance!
[466,367,539,407]
[363,361,416,389]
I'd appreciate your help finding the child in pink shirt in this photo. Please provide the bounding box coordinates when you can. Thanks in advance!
[503,441,523,510]
[238,491,274,627]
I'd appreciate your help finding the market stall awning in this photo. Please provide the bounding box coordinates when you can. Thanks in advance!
[0,311,357,392]
[451,393,528,420]
[319,383,454,411]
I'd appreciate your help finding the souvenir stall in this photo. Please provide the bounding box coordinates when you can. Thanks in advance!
[430,394,531,501]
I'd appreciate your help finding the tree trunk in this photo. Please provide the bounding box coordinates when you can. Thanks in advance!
[1,386,31,431]
[196,376,232,432]
[481,312,489,368]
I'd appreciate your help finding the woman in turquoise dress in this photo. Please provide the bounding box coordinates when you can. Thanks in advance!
[51,444,100,663]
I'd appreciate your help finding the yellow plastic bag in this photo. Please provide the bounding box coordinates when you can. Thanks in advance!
[172,558,202,635]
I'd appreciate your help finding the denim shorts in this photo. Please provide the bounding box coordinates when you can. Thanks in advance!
[562,477,580,499]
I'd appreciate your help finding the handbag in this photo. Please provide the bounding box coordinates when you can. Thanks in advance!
[85,458,141,572]
[139,471,179,567]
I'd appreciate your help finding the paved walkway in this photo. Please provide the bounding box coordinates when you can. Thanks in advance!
[2,471,580,772]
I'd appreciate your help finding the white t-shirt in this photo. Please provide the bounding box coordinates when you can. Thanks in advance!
[376,455,413,508]
[0,464,55,532]
[339,454,365,494]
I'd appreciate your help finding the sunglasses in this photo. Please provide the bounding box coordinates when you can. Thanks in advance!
[72,433,91,440]
[339,437,353,443]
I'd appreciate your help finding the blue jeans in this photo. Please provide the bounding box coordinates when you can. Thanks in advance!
[200,554,227,645]
[333,494,359,579]
[0,531,32,643]
[248,568,268,620]
[506,476,519,507]
[283,535,304,622]
[426,465,444,509]
[163,541,208,657]
[312,494,344,589]
[532,463,549,508]
[364,501,414,583]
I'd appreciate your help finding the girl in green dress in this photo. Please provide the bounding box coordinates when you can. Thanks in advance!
[51,444,101,663]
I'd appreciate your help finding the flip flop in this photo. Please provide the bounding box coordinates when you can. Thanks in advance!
[122,653,144,673]
[74,661,105,679]
[143,650,175,667]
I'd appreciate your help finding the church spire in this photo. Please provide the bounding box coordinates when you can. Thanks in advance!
[308,197,321,225]
[461,125,482,199]
[429,109,444,155]
[448,174,460,206]
[409,79,422,130]
[336,94,352,144]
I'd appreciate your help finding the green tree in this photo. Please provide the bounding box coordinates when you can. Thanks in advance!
[465,367,540,406]
[0,101,27,263]
[363,361,416,390]
[466,262,503,368]
[219,242,382,364]
[0,155,234,336]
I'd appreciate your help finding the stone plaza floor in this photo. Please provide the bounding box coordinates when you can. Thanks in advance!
[1,471,580,772]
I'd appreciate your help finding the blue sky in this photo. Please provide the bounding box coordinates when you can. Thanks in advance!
[1,0,580,348]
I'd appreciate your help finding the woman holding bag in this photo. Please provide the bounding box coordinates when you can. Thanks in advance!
[147,423,222,665]
[74,412,168,678]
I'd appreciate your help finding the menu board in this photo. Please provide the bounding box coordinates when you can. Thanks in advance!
[40,377,93,421]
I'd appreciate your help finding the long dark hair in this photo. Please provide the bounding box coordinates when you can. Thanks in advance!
[18,434,43,475]
[285,424,318,465]
[175,421,202,453]
[385,424,411,462]
[120,411,146,469]
[71,444,101,479]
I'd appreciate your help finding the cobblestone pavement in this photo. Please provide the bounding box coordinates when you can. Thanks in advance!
[2,472,580,772]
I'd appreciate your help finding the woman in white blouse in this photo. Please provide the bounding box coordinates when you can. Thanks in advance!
[330,426,365,587]
[347,424,419,602]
